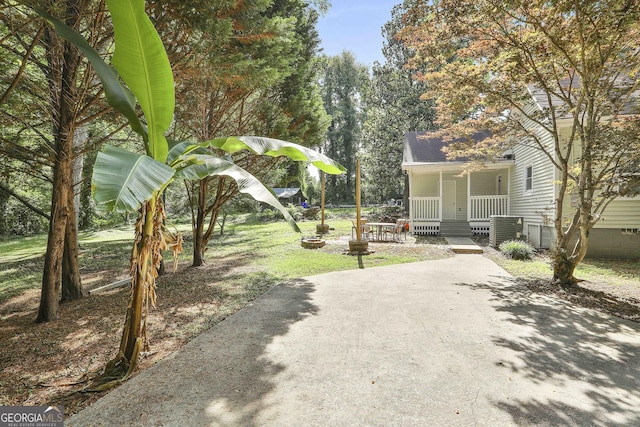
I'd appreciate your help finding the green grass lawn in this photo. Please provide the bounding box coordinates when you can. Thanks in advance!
[3,217,637,306]
[0,217,445,305]
[489,249,640,288]
[207,219,441,277]
[0,226,136,302]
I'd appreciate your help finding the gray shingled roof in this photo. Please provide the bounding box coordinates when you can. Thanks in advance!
[403,130,492,164]
[529,78,639,117]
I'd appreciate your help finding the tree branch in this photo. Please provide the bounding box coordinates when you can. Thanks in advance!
[0,183,50,220]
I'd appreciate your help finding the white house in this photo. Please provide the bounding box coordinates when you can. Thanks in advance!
[402,122,640,258]
[402,130,515,237]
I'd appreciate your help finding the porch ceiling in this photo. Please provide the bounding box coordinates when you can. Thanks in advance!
[402,160,514,172]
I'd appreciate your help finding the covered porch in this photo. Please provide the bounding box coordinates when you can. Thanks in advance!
[406,166,512,235]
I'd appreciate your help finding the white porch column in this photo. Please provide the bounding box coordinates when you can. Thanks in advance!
[408,170,414,232]
[507,167,511,214]
[439,169,443,221]
[467,172,471,222]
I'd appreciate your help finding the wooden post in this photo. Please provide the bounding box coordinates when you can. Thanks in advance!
[317,172,330,235]
[321,172,326,228]
[356,159,362,242]
[349,158,368,254]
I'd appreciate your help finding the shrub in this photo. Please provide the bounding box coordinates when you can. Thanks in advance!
[367,205,405,222]
[499,239,535,260]
[0,197,47,236]
[256,208,280,222]
[285,204,304,221]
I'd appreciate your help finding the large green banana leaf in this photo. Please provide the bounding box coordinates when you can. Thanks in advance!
[94,142,301,232]
[34,8,147,141]
[106,0,174,163]
[176,154,301,233]
[168,138,346,176]
[92,145,175,212]
[166,141,209,166]
[207,136,346,175]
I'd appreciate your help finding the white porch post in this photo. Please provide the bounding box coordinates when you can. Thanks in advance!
[467,172,471,222]
[438,169,443,221]
[408,170,414,232]
[507,167,511,214]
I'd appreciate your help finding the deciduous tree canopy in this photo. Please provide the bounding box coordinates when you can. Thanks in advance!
[399,0,640,284]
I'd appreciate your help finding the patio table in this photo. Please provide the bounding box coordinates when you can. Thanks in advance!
[365,222,396,241]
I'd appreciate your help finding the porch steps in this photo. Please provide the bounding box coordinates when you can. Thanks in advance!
[440,221,473,237]
[444,237,484,254]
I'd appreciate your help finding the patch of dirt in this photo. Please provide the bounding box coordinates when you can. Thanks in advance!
[519,277,640,323]
[323,234,452,259]
[0,257,267,416]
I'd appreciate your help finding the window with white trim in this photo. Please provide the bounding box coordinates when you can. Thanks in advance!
[524,165,533,194]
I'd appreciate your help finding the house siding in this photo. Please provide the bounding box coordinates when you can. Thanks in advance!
[573,229,640,259]
[557,123,640,229]
[557,192,640,258]
[509,141,556,246]
[470,171,496,195]
[561,196,640,229]
[411,172,439,197]
[596,199,640,228]
[509,99,557,247]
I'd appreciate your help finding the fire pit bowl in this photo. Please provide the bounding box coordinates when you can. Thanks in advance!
[301,237,326,249]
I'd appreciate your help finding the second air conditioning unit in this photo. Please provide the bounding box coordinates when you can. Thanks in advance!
[490,215,524,247]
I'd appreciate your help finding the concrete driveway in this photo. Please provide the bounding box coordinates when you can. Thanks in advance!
[68,255,640,426]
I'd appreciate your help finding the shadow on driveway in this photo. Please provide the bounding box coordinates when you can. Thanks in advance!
[456,277,640,426]
[68,279,318,427]
[69,256,640,427]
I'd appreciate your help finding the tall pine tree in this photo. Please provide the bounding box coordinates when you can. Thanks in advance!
[360,0,436,205]
[318,51,368,204]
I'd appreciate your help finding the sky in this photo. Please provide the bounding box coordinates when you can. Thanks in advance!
[316,0,399,66]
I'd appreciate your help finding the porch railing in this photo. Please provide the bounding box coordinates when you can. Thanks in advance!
[469,195,509,221]
[411,197,440,221]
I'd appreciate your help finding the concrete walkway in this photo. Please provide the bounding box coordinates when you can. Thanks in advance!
[68,255,640,427]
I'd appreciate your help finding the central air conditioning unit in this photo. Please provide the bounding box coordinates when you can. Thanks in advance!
[490,215,524,247]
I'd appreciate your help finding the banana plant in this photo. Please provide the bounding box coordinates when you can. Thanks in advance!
[36,0,344,387]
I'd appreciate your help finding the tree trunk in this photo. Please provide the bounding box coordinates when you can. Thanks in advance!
[552,250,578,285]
[61,187,83,302]
[37,136,73,320]
[119,198,157,366]
[0,185,8,234]
[37,21,79,322]
[553,221,590,286]
[192,197,206,266]
[192,179,208,267]
[91,198,168,389]
[190,174,238,267]
[37,182,68,322]
[193,223,206,266]
[72,124,86,226]
[36,1,90,320]
[219,212,227,236]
